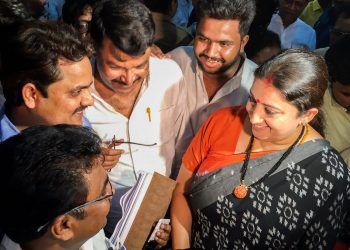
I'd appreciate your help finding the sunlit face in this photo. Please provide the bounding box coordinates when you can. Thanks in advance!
[74,160,114,242]
[279,0,308,25]
[194,17,248,76]
[246,77,305,143]
[96,37,151,96]
[35,57,94,126]
[332,80,350,112]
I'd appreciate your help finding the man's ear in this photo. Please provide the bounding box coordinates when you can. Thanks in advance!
[22,83,39,109]
[50,215,75,241]
[240,35,249,53]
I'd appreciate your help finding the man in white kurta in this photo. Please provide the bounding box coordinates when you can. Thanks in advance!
[85,0,185,238]
[268,13,316,50]
[267,0,316,50]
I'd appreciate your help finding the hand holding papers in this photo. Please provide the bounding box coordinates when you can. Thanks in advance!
[110,172,176,250]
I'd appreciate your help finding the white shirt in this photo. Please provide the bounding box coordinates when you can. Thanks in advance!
[0,230,110,250]
[268,13,316,50]
[169,46,257,176]
[85,57,184,186]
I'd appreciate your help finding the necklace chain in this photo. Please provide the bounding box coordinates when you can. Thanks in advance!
[234,125,307,198]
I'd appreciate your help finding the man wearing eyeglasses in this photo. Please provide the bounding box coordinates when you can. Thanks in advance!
[0,125,115,250]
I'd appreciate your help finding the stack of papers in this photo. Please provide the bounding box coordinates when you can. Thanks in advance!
[110,171,176,249]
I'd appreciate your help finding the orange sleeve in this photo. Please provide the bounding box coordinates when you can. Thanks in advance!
[182,106,245,173]
[182,112,214,173]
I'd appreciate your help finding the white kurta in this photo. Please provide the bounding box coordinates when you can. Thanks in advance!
[85,57,184,186]
[268,13,316,50]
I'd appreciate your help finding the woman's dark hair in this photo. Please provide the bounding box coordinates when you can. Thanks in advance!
[255,49,329,136]
[196,0,256,36]
[0,125,102,244]
[0,20,92,107]
[91,0,155,56]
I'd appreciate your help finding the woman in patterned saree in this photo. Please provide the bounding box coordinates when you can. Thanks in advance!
[171,49,350,249]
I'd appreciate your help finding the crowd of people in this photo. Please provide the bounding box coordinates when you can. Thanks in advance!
[0,0,349,249]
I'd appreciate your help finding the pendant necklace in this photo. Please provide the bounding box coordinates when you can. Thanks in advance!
[233,125,307,199]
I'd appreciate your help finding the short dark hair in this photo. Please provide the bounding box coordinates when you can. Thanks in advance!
[255,49,329,136]
[0,0,32,25]
[21,0,45,19]
[0,125,102,244]
[247,30,281,59]
[0,21,92,107]
[325,36,350,85]
[196,0,256,36]
[90,0,155,56]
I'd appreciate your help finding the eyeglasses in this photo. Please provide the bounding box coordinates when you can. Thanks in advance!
[74,20,90,35]
[108,135,157,149]
[37,179,114,232]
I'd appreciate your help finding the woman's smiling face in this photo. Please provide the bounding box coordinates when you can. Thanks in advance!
[246,77,305,143]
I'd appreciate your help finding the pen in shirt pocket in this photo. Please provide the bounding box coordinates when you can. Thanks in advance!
[146,107,151,122]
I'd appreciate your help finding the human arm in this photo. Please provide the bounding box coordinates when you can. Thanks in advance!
[171,165,195,249]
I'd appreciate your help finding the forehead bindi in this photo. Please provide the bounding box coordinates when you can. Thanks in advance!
[252,77,286,102]
[261,76,273,87]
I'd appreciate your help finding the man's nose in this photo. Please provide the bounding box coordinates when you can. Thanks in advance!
[120,70,136,86]
[205,42,220,58]
[81,89,94,107]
